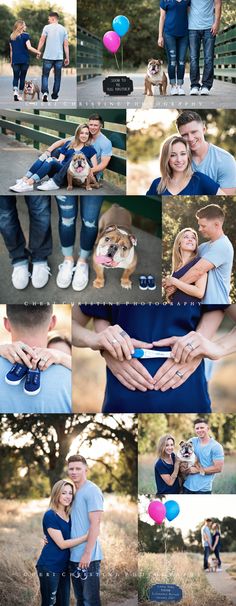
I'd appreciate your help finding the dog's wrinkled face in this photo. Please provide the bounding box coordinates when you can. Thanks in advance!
[71,153,88,174]
[24,81,34,93]
[178,440,194,459]
[96,225,137,267]
[147,59,163,75]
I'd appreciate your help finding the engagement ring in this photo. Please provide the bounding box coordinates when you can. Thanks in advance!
[120,330,128,337]
[186,342,194,351]
[176,370,184,378]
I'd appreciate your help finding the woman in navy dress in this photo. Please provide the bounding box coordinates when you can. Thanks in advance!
[211,522,222,569]
[155,434,180,494]
[9,20,40,101]
[146,136,224,196]
[36,479,88,606]
[163,227,208,303]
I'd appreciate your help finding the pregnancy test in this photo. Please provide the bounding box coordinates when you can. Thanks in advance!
[132,348,172,359]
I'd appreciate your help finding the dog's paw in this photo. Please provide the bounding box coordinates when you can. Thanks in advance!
[93,278,105,289]
[121,279,132,289]
[86,187,92,191]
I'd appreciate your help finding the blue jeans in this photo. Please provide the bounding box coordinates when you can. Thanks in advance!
[42,59,63,95]
[37,568,70,606]
[0,195,52,265]
[164,33,189,85]
[55,195,103,258]
[183,488,212,494]
[26,157,64,182]
[12,62,29,91]
[203,546,211,570]
[69,560,101,606]
[189,29,215,89]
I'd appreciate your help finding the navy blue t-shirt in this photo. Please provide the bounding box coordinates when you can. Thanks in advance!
[37,509,71,573]
[146,172,220,196]
[80,304,227,413]
[155,453,180,494]
[10,32,30,64]
[171,255,203,304]
[160,0,191,37]
[212,531,221,550]
[58,141,97,165]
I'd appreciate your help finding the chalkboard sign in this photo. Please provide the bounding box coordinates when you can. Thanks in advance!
[148,584,182,602]
[103,76,133,96]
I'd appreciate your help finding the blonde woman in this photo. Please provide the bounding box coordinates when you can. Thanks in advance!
[36,479,88,606]
[10,124,97,193]
[9,20,40,101]
[154,434,180,494]
[146,135,224,195]
[163,227,208,303]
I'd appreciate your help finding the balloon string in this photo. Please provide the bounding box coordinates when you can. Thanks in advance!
[121,43,123,73]
[114,53,120,70]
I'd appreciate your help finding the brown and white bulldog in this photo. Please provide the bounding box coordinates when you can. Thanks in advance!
[144,59,167,96]
[176,439,200,485]
[23,81,40,101]
[67,153,100,191]
[93,204,137,289]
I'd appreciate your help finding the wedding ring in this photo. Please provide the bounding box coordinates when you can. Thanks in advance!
[40,357,48,363]
[186,342,194,351]
[13,353,18,360]
[111,339,118,344]
[120,330,128,337]
[176,370,184,378]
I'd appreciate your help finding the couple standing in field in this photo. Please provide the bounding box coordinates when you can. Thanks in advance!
[9,11,69,102]
[158,0,222,96]
[36,454,103,606]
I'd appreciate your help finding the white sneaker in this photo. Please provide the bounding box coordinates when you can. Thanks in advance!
[190,87,199,95]
[37,179,59,191]
[170,85,178,95]
[31,262,51,288]
[9,181,34,192]
[200,87,210,95]
[12,264,30,289]
[72,261,89,291]
[56,260,74,288]
[178,86,185,95]
[42,93,48,102]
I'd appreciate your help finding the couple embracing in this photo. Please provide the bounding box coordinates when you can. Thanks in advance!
[36,454,103,606]
[158,0,221,96]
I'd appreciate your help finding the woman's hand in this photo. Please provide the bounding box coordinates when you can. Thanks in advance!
[162,275,175,288]
[153,332,223,364]
[152,355,202,391]
[31,347,69,370]
[91,324,153,361]
[0,342,37,368]
[158,36,164,47]
[102,351,155,391]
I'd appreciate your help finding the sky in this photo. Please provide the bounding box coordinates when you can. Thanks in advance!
[139,494,236,538]
[0,0,76,16]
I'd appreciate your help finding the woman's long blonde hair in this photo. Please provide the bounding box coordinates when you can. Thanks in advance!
[157,135,193,194]
[68,124,91,149]
[172,227,198,272]
[49,479,75,515]
[10,20,26,40]
[157,434,175,459]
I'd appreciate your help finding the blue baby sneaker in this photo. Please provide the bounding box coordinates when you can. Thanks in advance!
[5,363,28,385]
[139,275,148,290]
[147,275,156,290]
[24,368,41,396]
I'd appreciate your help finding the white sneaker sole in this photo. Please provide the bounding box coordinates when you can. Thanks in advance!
[24,386,41,396]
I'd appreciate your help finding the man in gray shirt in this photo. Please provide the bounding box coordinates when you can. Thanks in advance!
[188,0,222,95]
[37,11,69,102]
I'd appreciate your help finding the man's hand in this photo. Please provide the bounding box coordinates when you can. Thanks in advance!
[64,58,70,66]
[79,551,91,568]
[157,36,164,47]
[164,284,177,297]
[93,324,153,361]
[211,20,220,35]
[162,275,175,288]
[103,351,155,391]
[152,356,202,391]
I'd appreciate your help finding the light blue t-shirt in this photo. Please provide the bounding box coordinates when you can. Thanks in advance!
[70,480,104,562]
[0,358,71,413]
[199,236,234,304]
[184,436,224,492]
[191,143,236,189]
[42,23,68,60]
[91,133,112,180]
[201,524,212,547]
[188,0,214,29]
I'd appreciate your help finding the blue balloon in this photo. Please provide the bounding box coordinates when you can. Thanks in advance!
[165,500,180,522]
[112,15,130,37]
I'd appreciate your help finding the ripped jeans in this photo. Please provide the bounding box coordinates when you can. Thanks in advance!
[164,33,189,85]
[55,195,104,259]
[37,568,70,606]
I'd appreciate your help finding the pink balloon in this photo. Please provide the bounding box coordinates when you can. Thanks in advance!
[103,31,121,54]
[148,500,166,524]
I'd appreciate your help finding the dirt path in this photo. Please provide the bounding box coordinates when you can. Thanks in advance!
[206,563,236,605]
[109,596,137,606]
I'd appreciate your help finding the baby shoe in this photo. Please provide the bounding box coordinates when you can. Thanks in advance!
[5,363,28,385]
[24,368,41,396]
[147,275,156,290]
[139,275,148,290]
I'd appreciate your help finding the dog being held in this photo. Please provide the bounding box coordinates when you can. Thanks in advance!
[93,204,137,289]
[67,153,100,191]
[23,81,40,101]
[176,439,201,486]
[144,59,167,96]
